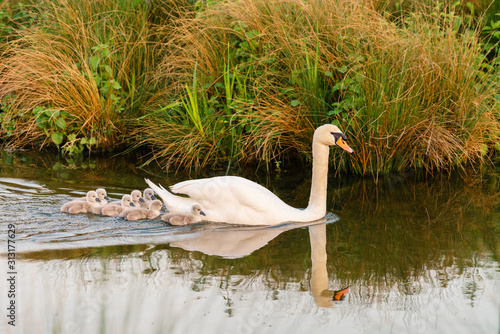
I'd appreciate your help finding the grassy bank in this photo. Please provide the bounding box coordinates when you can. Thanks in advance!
[1,0,500,175]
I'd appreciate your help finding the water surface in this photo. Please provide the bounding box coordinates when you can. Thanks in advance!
[1,151,499,334]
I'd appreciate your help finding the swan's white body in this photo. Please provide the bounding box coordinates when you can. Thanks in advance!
[146,124,353,226]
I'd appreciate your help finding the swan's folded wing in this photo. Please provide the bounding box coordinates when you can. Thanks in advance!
[171,176,296,215]
[145,178,195,213]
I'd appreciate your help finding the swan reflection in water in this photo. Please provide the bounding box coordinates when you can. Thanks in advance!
[168,215,349,308]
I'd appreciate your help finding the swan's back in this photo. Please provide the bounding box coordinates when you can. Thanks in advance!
[171,176,300,224]
[172,176,283,206]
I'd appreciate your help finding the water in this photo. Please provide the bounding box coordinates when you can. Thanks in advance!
[1,150,499,334]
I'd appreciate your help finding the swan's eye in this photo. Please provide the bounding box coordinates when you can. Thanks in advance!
[330,132,347,141]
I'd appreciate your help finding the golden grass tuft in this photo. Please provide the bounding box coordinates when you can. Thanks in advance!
[139,0,498,174]
[1,0,499,174]
[0,0,155,150]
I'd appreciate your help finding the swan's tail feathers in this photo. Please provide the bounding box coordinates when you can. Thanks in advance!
[145,178,173,206]
[144,178,195,213]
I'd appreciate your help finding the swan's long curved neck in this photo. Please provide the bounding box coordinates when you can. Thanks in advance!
[304,140,329,218]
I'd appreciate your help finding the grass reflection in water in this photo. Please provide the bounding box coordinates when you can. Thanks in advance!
[1,151,499,333]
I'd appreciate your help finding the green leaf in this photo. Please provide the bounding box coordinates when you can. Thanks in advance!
[54,117,66,130]
[35,117,46,129]
[112,80,122,90]
[337,65,348,74]
[291,100,301,107]
[102,47,111,57]
[90,56,99,70]
[51,109,60,119]
[466,2,474,15]
[104,65,112,75]
[51,132,63,146]
[89,137,97,145]
[67,133,77,141]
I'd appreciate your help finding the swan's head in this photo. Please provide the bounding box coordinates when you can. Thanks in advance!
[192,204,206,216]
[86,191,100,203]
[315,124,353,153]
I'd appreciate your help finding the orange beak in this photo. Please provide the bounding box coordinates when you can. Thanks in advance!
[333,286,350,301]
[336,137,354,153]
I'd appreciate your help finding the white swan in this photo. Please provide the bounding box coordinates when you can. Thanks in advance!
[146,124,353,225]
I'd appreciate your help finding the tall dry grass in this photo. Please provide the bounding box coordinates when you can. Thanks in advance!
[1,0,498,174]
[0,0,155,151]
[137,0,499,174]
[339,6,500,175]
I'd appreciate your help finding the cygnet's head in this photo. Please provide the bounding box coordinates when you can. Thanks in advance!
[143,188,156,201]
[121,194,135,207]
[131,190,143,203]
[149,199,163,211]
[96,188,110,201]
[86,191,100,203]
[314,124,353,153]
[192,204,206,216]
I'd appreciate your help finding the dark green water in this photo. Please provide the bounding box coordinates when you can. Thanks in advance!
[1,150,499,334]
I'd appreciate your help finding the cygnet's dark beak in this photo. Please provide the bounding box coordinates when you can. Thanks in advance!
[139,197,145,203]
[105,196,110,200]
[96,198,101,202]
[130,203,135,207]
[151,195,157,200]
[200,211,206,216]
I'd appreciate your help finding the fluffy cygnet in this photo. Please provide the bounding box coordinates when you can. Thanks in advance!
[75,188,110,205]
[131,189,144,207]
[108,189,143,207]
[119,199,163,221]
[60,191,102,214]
[101,195,135,217]
[161,204,206,226]
[139,188,157,208]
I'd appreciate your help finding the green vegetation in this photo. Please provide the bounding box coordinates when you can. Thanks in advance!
[1,0,500,175]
